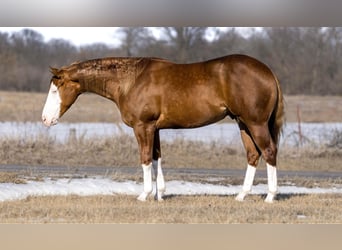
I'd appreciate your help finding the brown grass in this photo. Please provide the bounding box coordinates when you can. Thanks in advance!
[0,172,26,184]
[0,194,341,223]
[284,95,342,123]
[0,134,341,172]
[278,147,342,172]
[0,91,121,123]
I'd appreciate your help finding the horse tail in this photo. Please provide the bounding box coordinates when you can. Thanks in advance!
[269,74,285,146]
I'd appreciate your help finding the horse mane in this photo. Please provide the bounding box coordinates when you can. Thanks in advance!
[59,57,158,96]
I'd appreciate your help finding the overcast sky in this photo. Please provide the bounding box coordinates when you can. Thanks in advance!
[0,27,122,47]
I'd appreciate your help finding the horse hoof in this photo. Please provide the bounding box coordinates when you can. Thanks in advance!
[154,197,164,202]
[137,193,148,202]
[156,190,166,201]
[264,192,276,203]
[235,192,247,202]
[235,197,244,202]
[264,199,274,204]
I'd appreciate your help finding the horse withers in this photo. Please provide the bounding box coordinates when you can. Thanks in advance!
[42,54,284,203]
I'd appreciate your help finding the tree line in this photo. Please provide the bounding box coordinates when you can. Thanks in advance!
[0,27,341,95]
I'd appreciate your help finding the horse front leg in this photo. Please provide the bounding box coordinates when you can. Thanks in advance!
[152,130,165,201]
[134,122,155,202]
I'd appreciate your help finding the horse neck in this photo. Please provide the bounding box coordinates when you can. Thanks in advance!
[75,58,142,103]
[79,74,119,102]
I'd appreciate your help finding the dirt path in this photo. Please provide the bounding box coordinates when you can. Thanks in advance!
[1,164,342,180]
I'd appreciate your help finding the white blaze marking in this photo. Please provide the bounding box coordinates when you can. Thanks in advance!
[153,158,165,201]
[42,82,61,127]
[235,164,256,201]
[265,163,277,203]
[137,163,153,201]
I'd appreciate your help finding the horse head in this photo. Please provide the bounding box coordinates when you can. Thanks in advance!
[42,67,81,127]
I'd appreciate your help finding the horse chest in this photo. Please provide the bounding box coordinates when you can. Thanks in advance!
[119,95,160,126]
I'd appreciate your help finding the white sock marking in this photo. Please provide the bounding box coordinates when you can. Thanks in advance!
[265,163,277,203]
[236,164,256,201]
[153,158,165,201]
[137,163,152,201]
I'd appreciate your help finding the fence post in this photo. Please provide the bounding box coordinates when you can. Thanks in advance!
[68,128,77,144]
[297,104,303,146]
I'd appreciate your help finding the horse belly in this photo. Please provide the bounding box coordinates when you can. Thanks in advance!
[157,101,227,129]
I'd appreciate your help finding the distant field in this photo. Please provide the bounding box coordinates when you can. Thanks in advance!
[0,90,341,123]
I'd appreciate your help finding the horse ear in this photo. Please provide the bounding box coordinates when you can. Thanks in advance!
[49,66,60,76]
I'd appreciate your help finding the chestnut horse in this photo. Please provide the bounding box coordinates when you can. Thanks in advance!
[42,54,284,203]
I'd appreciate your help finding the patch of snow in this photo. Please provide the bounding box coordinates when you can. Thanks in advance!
[0,177,341,202]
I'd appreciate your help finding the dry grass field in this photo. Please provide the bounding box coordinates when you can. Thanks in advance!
[0,134,341,172]
[0,194,341,223]
[0,91,341,223]
[0,91,120,123]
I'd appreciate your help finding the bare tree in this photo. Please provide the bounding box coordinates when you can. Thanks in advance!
[1,27,342,95]
[209,28,247,58]
[159,27,208,62]
[117,27,155,57]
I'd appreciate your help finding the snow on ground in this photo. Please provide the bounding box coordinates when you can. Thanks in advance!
[0,177,341,202]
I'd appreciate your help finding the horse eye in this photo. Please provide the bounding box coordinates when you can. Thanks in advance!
[50,88,58,94]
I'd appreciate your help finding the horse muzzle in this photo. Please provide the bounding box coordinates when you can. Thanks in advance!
[42,115,58,127]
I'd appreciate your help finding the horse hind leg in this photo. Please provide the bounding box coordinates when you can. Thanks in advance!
[248,124,278,203]
[236,122,261,202]
[152,130,165,201]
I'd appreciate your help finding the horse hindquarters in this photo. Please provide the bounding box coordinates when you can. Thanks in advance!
[232,71,282,203]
